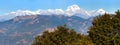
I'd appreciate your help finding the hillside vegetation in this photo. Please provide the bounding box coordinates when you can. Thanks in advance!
[31,25,94,45]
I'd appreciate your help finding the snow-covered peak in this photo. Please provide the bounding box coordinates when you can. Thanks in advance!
[65,4,91,18]
[65,4,80,16]
[66,4,80,12]
[96,8,106,14]
[90,8,106,16]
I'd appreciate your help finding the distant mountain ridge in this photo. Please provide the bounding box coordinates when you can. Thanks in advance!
[0,15,92,45]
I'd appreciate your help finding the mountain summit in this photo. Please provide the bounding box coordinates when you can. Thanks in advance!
[91,8,106,16]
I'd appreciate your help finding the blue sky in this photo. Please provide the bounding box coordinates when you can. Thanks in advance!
[0,0,120,14]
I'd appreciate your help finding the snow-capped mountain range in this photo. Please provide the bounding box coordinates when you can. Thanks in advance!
[0,4,106,45]
[0,4,106,21]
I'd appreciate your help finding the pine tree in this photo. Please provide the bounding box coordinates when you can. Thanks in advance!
[89,10,120,45]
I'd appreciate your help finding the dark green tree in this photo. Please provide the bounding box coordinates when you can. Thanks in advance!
[31,25,94,45]
[89,10,120,45]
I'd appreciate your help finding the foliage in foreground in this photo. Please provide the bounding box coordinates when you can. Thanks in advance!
[31,25,94,45]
